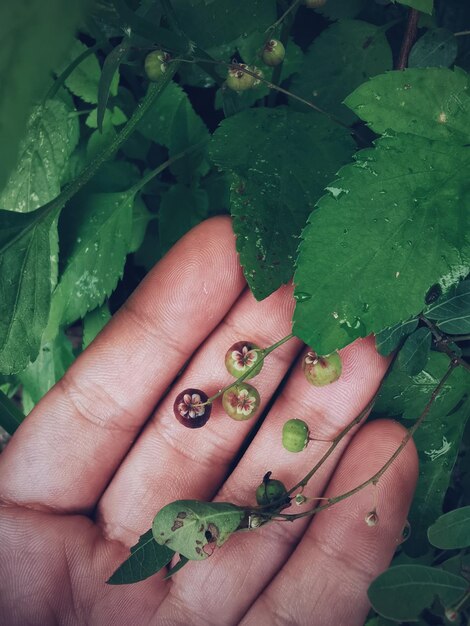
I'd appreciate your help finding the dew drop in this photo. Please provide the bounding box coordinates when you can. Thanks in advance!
[294,292,312,303]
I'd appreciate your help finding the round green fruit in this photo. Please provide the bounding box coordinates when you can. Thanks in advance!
[222,382,260,421]
[256,478,288,506]
[262,39,286,67]
[224,341,263,379]
[282,418,309,453]
[144,50,170,81]
[226,64,256,91]
[302,351,342,387]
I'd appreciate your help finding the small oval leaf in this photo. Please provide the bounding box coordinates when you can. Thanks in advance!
[398,327,432,375]
[375,318,419,356]
[368,565,468,622]
[428,506,470,549]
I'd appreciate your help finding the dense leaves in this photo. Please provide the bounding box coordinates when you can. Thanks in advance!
[0,0,85,190]
[210,107,354,299]
[290,20,393,125]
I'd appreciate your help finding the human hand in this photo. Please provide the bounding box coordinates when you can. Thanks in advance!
[0,217,417,626]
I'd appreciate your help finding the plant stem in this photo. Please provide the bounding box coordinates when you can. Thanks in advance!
[267,1,299,107]
[266,0,302,35]
[204,333,295,405]
[276,360,458,522]
[419,315,470,373]
[131,140,207,194]
[454,30,470,37]
[396,8,420,70]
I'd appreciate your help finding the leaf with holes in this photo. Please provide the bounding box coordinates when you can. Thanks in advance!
[210,106,354,300]
[152,500,244,561]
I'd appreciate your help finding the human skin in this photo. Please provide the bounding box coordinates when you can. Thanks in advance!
[0,217,418,626]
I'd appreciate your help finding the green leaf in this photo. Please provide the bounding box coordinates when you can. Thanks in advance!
[139,82,209,183]
[61,40,119,104]
[130,196,153,254]
[98,39,131,132]
[171,0,277,48]
[86,106,127,129]
[159,185,209,255]
[0,208,56,374]
[394,0,433,15]
[210,107,354,300]
[409,28,458,68]
[107,529,174,585]
[428,506,470,549]
[0,0,86,192]
[152,500,244,561]
[19,331,74,413]
[293,134,470,354]
[398,327,432,375]
[368,565,467,622]
[290,20,392,125]
[0,389,24,435]
[345,67,470,143]
[0,100,79,214]
[48,189,134,329]
[425,280,470,334]
[82,303,111,350]
[375,318,419,356]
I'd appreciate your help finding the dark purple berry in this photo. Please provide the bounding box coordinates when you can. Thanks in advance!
[173,388,211,428]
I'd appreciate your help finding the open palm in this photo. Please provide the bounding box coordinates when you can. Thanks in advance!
[0,218,417,626]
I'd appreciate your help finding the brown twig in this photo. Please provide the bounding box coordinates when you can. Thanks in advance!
[419,315,470,373]
[396,8,420,70]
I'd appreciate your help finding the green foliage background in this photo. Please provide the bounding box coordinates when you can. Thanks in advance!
[0,0,470,622]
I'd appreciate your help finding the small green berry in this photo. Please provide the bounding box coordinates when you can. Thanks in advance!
[282,418,309,453]
[304,0,327,8]
[256,478,288,506]
[262,39,286,67]
[295,494,307,506]
[365,510,379,527]
[144,50,170,82]
[302,351,342,387]
[225,341,263,379]
[226,64,256,91]
[222,382,260,421]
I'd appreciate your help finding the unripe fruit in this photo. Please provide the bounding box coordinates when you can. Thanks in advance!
[445,609,459,622]
[365,510,379,527]
[222,382,260,421]
[302,351,342,387]
[256,478,288,506]
[173,388,211,428]
[282,418,309,453]
[144,50,171,81]
[225,341,263,379]
[226,64,256,91]
[262,39,286,67]
[295,494,307,506]
[304,0,327,8]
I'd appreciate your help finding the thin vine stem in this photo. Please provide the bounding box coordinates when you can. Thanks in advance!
[454,30,470,37]
[265,0,302,35]
[396,8,420,70]
[419,315,470,373]
[204,333,295,405]
[267,0,299,107]
[275,360,459,522]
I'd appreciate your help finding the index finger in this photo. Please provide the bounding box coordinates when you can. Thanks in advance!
[0,217,245,513]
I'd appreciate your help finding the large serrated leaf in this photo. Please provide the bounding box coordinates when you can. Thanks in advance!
[0,0,86,191]
[0,208,56,374]
[0,100,79,214]
[210,107,354,300]
[368,565,467,622]
[293,134,470,354]
[47,190,134,330]
[107,529,174,585]
[345,67,470,143]
[290,20,392,125]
